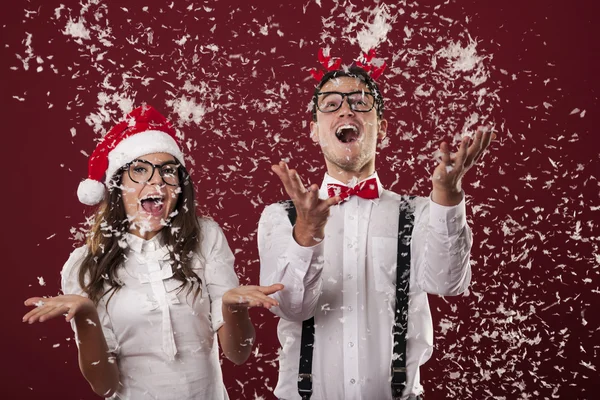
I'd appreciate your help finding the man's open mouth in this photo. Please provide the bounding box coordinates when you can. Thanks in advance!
[335,124,360,143]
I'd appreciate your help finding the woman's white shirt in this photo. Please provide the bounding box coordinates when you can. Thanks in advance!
[61,218,239,400]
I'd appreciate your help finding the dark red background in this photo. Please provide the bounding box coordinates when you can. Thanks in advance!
[2,0,598,399]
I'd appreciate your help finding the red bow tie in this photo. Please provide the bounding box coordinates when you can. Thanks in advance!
[327,178,379,202]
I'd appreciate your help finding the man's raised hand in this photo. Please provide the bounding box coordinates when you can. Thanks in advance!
[431,126,495,206]
[271,161,340,246]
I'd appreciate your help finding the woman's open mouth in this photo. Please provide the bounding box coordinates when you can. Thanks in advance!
[139,195,165,216]
[335,124,360,143]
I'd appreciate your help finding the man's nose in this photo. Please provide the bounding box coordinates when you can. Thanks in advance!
[337,98,355,117]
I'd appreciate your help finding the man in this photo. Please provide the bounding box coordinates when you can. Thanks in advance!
[258,66,493,399]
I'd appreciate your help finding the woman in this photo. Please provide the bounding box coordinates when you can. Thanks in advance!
[22,105,282,399]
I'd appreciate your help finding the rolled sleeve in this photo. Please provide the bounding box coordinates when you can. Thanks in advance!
[428,193,468,236]
[411,195,472,296]
[60,246,120,354]
[258,203,324,321]
[200,219,240,333]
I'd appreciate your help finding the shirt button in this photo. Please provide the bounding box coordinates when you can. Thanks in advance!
[349,342,354,347]
[347,306,353,311]
[439,218,446,223]
[451,216,458,222]
[347,274,353,280]
[350,379,356,384]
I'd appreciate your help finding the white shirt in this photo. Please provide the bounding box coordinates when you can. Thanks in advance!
[62,218,239,400]
[259,173,472,400]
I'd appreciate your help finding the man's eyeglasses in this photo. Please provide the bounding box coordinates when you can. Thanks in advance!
[124,159,181,186]
[315,91,376,113]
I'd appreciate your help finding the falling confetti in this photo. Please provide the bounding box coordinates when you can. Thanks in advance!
[5,0,598,399]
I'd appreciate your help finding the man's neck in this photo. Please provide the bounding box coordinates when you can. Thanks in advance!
[326,161,375,185]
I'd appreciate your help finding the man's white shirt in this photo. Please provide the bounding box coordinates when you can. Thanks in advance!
[259,173,472,400]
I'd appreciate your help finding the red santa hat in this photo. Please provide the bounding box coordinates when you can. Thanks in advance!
[77,105,185,205]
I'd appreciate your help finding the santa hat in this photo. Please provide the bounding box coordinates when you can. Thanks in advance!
[77,105,185,206]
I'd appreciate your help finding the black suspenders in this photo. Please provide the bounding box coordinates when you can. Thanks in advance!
[391,198,415,399]
[282,198,414,400]
[282,201,316,400]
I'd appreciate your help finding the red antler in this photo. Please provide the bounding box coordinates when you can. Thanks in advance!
[309,48,386,81]
[355,49,386,80]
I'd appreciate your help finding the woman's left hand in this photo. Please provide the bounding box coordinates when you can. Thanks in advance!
[222,284,284,310]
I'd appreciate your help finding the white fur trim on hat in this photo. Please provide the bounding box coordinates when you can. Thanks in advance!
[77,178,106,205]
[104,130,185,185]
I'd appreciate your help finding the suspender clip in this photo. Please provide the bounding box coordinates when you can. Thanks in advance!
[298,373,312,381]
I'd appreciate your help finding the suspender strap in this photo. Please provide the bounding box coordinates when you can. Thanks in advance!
[282,201,316,400]
[298,317,316,399]
[391,197,415,399]
[284,198,414,400]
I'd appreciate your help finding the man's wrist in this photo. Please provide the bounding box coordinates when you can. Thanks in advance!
[431,187,463,206]
[293,220,324,247]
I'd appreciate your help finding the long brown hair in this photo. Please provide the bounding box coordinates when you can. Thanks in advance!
[78,162,203,305]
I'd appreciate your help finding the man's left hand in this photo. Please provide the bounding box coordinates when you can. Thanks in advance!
[431,126,495,206]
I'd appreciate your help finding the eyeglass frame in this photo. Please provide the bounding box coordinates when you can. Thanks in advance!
[123,159,182,186]
[313,91,378,114]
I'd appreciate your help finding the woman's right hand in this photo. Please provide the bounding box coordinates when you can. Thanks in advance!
[23,295,96,324]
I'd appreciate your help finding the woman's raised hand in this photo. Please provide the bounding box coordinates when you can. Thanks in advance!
[23,295,97,324]
[222,284,284,310]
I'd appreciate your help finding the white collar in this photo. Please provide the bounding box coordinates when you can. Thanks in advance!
[125,231,165,253]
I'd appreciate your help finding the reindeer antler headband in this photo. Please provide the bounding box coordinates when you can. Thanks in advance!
[308,48,387,81]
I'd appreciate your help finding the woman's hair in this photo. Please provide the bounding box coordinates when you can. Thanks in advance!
[77,162,203,305]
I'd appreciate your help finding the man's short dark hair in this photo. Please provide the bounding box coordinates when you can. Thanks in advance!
[311,66,385,121]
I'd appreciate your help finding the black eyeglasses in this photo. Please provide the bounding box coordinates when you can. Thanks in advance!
[124,159,181,186]
[315,91,377,113]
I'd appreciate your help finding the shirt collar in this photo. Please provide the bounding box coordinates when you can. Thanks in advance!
[319,172,384,202]
[125,231,165,253]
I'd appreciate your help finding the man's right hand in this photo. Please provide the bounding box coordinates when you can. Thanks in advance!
[271,161,340,247]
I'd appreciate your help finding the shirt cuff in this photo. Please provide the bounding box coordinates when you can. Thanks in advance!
[428,193,467,236]
[210,298,225,333]
[285,229,324,275]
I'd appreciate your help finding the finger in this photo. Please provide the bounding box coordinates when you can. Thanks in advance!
[65,306,79,323]
[23,307,45,322]
[274,162,306,199]
[322,195,342,208]
[242,292,280,308]
[453,136,471,168]
[257,283,284,295]
[306,183,320,200]
[438,142,452,166]
[35,302,69,322]
[287,168,306,194]
[478,127,494,152]
[464,131,483,167]
[25,306,51,323]
[271,163,293,190]
[471,129,493,164]
[39,306,69,323]
[24,297,46,307]
[248,296,278,309]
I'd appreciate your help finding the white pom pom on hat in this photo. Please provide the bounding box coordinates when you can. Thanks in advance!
[77,178,107,205]
[76,105,185,206]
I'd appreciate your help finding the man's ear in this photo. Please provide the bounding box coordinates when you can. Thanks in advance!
[310,121,319,143]
[378,119,388,140]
